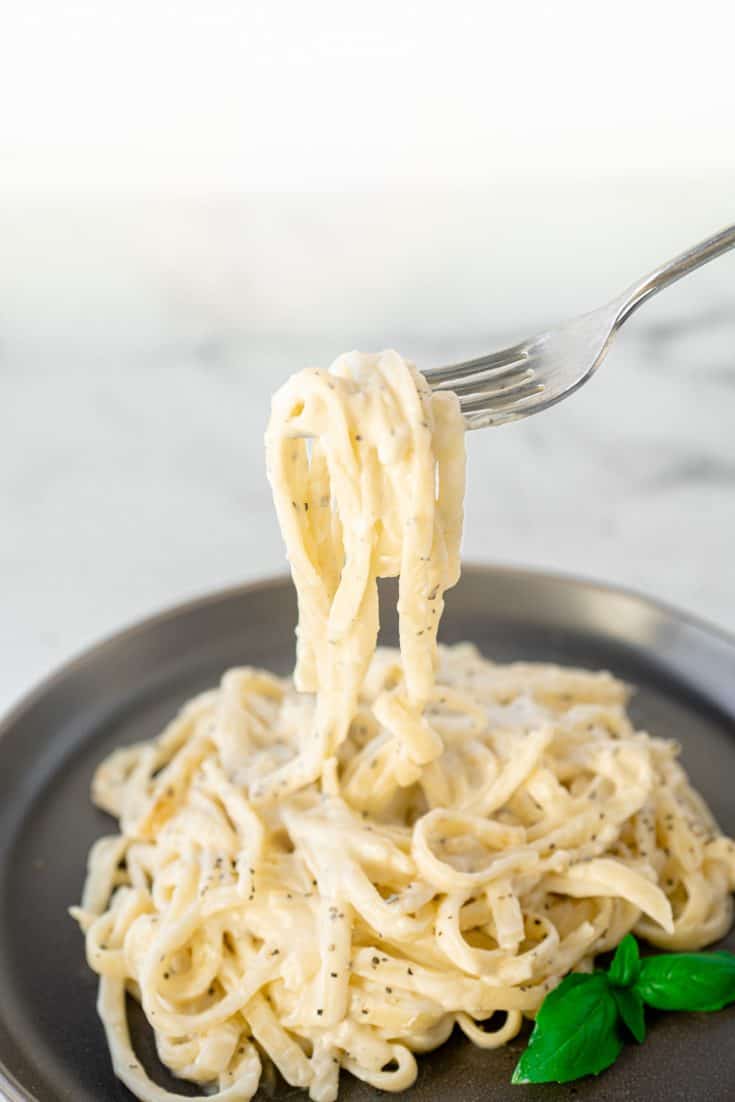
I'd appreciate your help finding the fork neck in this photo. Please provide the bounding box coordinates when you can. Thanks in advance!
[613,223,735,328]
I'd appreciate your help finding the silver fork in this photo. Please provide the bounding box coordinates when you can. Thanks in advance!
[426,224,735,429]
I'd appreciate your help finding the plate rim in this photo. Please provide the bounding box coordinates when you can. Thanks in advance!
[3,562,735,744]
[2,562,735,1102]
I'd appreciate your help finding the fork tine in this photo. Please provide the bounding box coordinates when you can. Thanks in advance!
[426,344,528,387]
[449,365,536,399]
[461,389,548,429]
[458,379,545,414]
[462,392,542,429]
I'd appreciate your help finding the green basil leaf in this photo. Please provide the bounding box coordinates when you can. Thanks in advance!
[511,973,623,1084]
[608,933,640,987]
[636,951,735,1012]
[612,985,646,1043]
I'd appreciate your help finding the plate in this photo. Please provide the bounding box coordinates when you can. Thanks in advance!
[1,565,734,1102]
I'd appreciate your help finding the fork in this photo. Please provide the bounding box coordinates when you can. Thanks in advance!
[426,224,735,429]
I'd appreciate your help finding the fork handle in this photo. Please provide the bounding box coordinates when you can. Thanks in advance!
[615,223,735,326]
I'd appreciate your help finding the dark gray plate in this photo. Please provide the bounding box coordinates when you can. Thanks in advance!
[1,565,734,1102]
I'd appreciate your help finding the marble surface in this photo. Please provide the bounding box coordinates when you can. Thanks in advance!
[1,196,734,718]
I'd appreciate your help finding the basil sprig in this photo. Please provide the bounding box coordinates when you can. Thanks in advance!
[512,935,735,1085]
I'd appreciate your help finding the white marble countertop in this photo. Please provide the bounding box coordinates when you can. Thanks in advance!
[2,193,734,718]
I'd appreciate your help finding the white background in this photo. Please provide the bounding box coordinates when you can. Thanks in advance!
[1,1,734,195]
[1,0,735,715]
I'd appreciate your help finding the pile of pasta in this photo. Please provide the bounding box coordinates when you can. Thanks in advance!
[73,645,735,1102]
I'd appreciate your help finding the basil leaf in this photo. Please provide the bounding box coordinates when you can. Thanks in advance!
[612,985,646,1043]
[636,951,735,1012]
[511,973,623,1084]
[608,933,640,988]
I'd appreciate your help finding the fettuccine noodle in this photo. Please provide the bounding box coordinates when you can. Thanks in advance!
[72,351,735,1102]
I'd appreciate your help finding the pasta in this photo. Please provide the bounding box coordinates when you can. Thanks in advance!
[72,350,735,1102]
